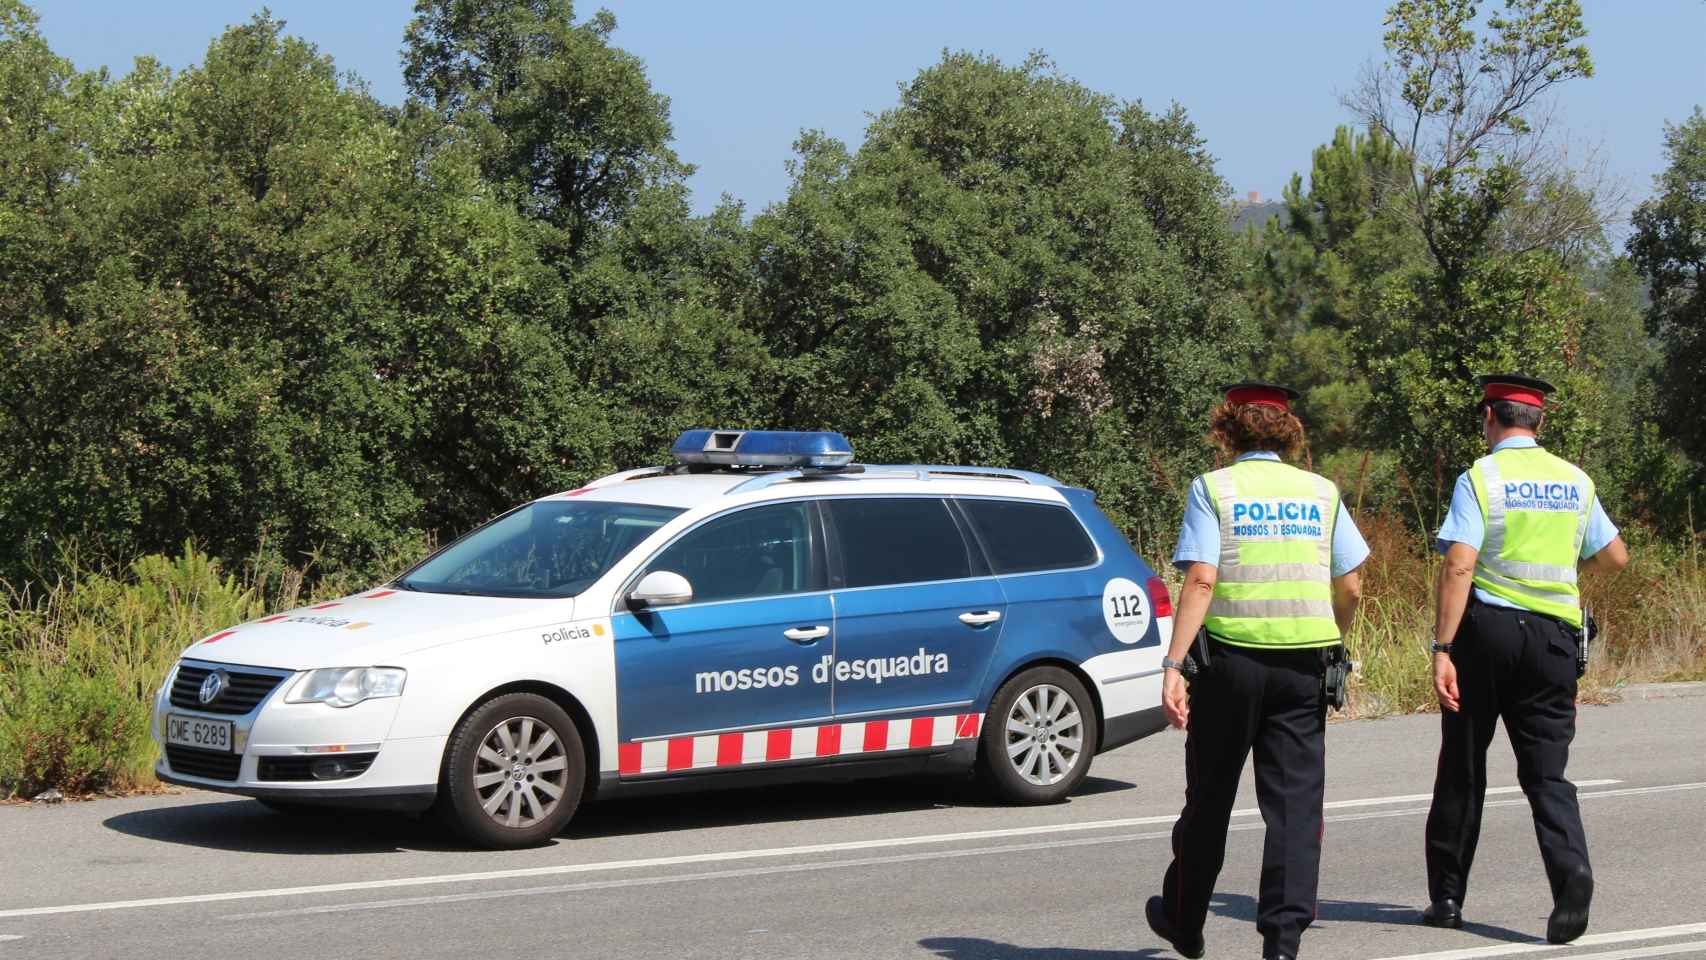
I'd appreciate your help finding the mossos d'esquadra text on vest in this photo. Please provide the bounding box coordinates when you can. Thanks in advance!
[1501,480,1583,512]
[1230,498,1327,539]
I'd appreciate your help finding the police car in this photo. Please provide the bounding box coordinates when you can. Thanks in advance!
[153,431,1173,848]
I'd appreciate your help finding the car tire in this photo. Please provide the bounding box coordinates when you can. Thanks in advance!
[979,666,1098,804]
[438,692,586,849]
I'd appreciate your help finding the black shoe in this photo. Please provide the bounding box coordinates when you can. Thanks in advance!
[1421,899,1463,929]
[1145,895,1205,959]
[1547,867,1593,944]
[1264,954,1296,960]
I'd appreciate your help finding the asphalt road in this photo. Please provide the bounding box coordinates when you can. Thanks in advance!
[3,693,1704,960]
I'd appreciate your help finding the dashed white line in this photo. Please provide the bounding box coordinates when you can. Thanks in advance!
[0,778,1683,922]
[1365,923,1706,960]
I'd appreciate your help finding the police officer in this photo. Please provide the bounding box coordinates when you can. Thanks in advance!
[1146,382,1367,960]
[1422,374,1628,944]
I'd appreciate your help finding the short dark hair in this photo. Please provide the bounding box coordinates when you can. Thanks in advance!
[1483,399,1544,430]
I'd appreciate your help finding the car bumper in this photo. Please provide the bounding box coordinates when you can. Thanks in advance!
[151,658,444,810]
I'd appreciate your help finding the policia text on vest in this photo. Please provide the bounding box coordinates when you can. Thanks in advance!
[1145,381,1369,960]
[1421,374,1629,947]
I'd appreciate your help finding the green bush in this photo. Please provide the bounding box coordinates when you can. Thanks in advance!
[0,661,150,796]
[0,544,303,797]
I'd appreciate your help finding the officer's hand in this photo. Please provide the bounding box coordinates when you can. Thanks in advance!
[1434,654,1460,713]
[1162,669,1189,730]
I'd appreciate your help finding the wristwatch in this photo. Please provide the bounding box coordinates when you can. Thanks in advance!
[1431,642,1453,654]
[1161,657,1189,672]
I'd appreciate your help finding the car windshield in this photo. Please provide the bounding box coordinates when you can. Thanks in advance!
[398,500,685,599]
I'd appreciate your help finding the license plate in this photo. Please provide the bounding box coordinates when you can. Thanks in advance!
[165,715,234,753]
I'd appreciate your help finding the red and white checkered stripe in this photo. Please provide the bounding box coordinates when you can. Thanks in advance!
[617,712,983,777]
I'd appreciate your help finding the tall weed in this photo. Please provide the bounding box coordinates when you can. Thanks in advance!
[0,539,427,797]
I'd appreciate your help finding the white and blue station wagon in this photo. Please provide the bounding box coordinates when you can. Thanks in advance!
[153,431,1174,847]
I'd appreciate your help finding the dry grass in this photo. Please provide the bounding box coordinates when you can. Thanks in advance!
[1341,511,1706,718]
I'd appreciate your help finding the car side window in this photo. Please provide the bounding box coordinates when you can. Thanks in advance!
[958,498,1098,574]
[823,497,974,588]
[641,502,820,603]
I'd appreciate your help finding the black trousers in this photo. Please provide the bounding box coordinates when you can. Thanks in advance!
[1425,600,1590,905]
[1161,639,1330,957]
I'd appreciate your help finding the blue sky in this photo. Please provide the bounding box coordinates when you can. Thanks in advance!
[33,1,1706,220]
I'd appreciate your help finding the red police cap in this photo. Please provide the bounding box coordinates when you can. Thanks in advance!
[1220,381,1301,411]
[1475,374,1556,408]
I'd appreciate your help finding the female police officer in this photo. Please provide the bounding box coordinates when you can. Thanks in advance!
[1145,382,1367,960]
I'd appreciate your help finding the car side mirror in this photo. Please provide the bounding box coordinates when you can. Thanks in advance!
[627,570,693,610]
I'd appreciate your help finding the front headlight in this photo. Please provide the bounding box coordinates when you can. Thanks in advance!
[285,667,408,708]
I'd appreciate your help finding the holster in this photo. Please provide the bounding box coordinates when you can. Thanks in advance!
[1321,644,1352,712]
[1576,610,1598,679]
[1180,626,1209,683]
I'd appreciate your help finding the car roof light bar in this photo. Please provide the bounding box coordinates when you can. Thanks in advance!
[672,430,854,469]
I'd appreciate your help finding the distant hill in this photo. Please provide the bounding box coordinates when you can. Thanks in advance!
[1229,199,1289,233]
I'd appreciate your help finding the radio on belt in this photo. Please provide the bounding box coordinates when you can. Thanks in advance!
[670,429,855,468]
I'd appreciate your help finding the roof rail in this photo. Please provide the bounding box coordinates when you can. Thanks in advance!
[879,464,1061,486]
[581,466,673,489]
[727,466,868,494]
[728,463,1060,494]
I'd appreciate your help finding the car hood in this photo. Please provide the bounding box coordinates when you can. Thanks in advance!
[182,588,578,671]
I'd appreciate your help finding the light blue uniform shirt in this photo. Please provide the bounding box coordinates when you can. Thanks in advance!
[1435,435,1619,610]
[1171,452,1370,576]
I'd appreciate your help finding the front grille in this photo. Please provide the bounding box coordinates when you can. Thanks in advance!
[170,664,285,715]
[257,752,377,782]
[164,745,242,782]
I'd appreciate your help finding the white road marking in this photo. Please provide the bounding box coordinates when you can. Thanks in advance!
[1569,942,1706,960]
[222,830,1185,919]
[1365,924,1706,960]
[0,779,1682,922]
[0,935,23,942]
[1319,780,1619,811]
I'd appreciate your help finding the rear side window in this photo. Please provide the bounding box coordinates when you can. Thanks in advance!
[959,499,1098,574]
[823,498,973,588]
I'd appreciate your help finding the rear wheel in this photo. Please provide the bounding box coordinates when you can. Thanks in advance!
[438,693,585,849]
[979,666,1098,804]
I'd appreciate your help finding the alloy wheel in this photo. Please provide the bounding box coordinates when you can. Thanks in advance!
[473,716,569,829]
[1003,683,1084,786]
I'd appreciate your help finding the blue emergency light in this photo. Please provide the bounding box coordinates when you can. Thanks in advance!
[671,430,854,468]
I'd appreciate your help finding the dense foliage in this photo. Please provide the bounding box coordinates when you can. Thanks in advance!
[0,0,1700,588]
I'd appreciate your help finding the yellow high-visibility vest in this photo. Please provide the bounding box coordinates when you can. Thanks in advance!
[1202,458,1342,649]
[1468,446,1592,628]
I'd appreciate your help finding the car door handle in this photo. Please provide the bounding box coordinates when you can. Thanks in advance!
[958,610,1002,627]
[783,625,830,643]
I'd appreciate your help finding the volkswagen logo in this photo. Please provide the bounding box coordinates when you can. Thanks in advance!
[198,669,229,706]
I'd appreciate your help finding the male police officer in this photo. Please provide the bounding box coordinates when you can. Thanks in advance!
[1422,374,1628,944]
[1146,382,1367,960]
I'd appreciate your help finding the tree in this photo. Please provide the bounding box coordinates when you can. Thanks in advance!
[0,14,442,578]
[1629,108,1706,463]
[1238,126,1423,457]
[402,0,689,263]
[732,53,1252,553]
[1345,0,1613,281]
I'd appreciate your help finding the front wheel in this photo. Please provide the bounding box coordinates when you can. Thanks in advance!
[438,693,585,849]
[979,666,1098,804]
